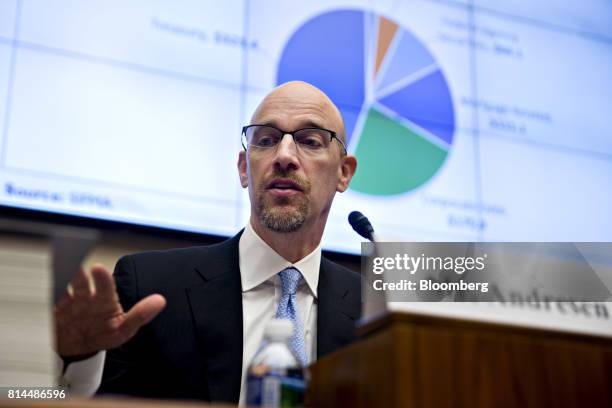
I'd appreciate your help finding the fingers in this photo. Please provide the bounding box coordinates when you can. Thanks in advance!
[55,263,166,355]
[66,264,114,301]
[54,290,72,311]
[56,261,166,353]
[57,264,115,316]
[88,294,165,350]
[118,294,167,340]
[71,267,92,299]
[90,264,116,301]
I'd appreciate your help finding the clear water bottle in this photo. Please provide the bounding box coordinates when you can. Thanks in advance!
[246,319,306,407]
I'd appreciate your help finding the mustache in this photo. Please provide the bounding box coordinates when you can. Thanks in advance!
[263,170,311,192]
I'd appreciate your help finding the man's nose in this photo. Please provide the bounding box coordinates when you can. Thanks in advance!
[274,133,300,171]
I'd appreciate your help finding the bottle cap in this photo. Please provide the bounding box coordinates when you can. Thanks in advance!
[265,319,293,340]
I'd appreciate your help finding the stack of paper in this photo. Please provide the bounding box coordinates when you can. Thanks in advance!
[0,233,54,386]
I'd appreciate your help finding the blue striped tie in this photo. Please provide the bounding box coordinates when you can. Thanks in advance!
[276,267,307,366]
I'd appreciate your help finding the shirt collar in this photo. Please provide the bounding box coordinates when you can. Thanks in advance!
[239,221,320,298]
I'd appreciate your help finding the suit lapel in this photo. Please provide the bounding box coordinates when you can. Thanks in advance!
[317,257,360,358]
[184,234,360,401]
[186,233,243,403]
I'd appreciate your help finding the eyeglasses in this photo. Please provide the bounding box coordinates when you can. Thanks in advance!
[242,124,347,155]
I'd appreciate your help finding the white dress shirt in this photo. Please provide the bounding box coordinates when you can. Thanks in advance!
[239,222,319,405]
[59,223,321,405]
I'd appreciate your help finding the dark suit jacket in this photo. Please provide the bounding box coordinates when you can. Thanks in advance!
[98,231,361,403]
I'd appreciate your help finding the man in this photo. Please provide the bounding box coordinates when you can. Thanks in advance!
[54,81,359,403]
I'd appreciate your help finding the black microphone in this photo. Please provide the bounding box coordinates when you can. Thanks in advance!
[348,211,375,242]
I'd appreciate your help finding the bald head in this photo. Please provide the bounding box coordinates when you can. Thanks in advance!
[238,80,358,255]
[251,81,346,143]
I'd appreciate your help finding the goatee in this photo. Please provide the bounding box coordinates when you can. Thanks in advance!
[256,173,310,233]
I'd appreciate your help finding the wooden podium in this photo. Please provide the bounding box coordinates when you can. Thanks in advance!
[309,312,612,408]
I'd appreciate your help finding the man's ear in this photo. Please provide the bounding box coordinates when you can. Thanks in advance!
[336,155,357,192]
[238,151,248,188]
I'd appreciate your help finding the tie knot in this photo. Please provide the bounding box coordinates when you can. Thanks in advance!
[278,267,302,296]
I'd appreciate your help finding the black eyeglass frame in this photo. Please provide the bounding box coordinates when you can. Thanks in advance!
[241,124,347,155]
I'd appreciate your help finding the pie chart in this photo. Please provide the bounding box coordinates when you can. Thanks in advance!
[277,10,455,196]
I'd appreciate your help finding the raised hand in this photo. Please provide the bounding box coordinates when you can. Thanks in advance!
[54,264,166,358]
